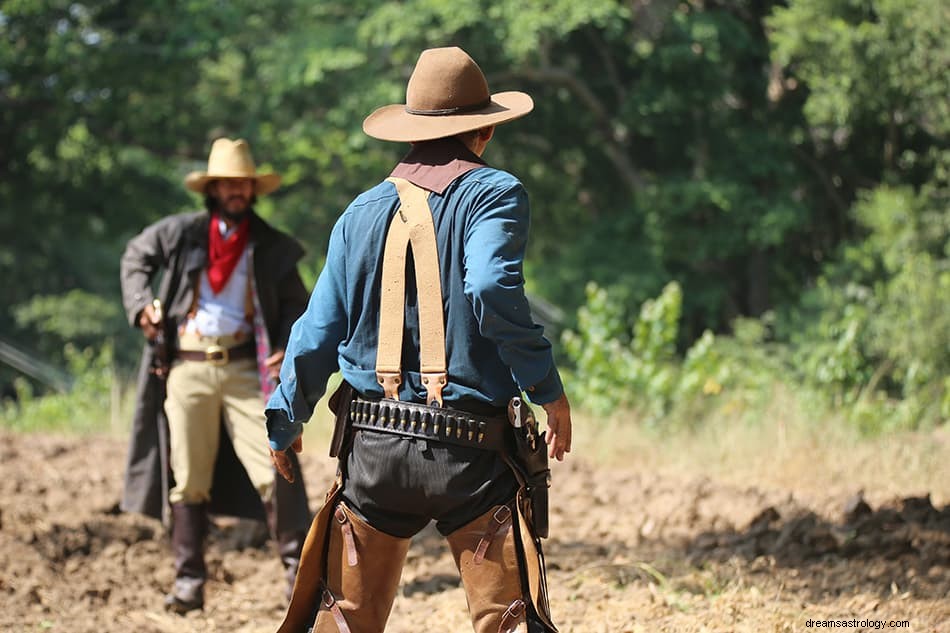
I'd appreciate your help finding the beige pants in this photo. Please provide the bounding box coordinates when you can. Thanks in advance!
[164,353,273,505]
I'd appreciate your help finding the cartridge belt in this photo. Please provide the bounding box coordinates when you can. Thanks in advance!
[349,397,508,451]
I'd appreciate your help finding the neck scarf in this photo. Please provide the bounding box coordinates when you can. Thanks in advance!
[207,213,250,294]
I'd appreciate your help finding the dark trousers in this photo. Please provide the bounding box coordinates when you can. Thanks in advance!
[342,428,518,538]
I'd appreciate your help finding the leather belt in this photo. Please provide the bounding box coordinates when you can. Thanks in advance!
[349,397,508,451]
[176,342,256,366]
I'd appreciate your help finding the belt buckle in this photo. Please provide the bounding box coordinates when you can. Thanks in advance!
[205,344,228,366]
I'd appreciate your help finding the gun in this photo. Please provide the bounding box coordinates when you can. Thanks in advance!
[506,396,551,538]
[149,299,170,379]
[326,380,355,458]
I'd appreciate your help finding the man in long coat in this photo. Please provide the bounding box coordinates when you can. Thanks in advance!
[120,138,311,613]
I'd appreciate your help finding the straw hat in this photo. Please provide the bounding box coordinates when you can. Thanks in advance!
[363,47,534,142]
[184,138,281,195]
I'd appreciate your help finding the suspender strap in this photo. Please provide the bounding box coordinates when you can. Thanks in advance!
[375,177,448,406]
[244,247,255,324]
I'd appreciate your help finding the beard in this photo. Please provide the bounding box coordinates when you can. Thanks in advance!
[217,196,251,223]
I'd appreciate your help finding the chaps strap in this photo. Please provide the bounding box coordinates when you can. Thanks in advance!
[334,506,359,567]
[321,588,352,633]
[474,505,512,565]
[498,599,527,633]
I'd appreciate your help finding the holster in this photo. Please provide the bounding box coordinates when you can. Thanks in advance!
[505,399,552,539]
[513,487,558,632]
[327,381,355,459]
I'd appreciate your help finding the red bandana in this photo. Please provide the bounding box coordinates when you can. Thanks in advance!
[207,213,250,294]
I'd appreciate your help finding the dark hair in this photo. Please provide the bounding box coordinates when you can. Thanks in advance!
[204,191,258,213]
[455,128,482,146]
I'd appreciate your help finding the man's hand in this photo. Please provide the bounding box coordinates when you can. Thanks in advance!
[265,349,285,382]
[137,303,162,341]
[541,392,572,462]
[271,435,303,483]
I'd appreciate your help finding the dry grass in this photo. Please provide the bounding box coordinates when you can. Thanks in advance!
[574,386,950,508]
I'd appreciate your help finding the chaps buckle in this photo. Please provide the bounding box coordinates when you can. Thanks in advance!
[205,344,229,366]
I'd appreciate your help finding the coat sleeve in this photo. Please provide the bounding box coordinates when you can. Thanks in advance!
[120,215,184,327]
[272,249,310,351]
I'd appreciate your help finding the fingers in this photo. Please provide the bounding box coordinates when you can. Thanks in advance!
[265,350,285,368]
[270,449,295,483]
[290,435,303,454]
[548,435,568,461]
[138,305,162,340]
[546,416,572,462]
[540,393,573,461]
[265,351,285,382]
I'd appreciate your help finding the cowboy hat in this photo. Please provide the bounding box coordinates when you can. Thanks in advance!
[363,47,534,143]
[184,138,281,195]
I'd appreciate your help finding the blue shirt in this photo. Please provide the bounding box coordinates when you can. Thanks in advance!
[265,140,563,450]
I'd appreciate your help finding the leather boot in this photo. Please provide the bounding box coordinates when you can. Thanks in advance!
[265,500,307,602]
[277,529,306,602]
[447,504,525,633]
[165,502,209,614]
[311,502,411,633]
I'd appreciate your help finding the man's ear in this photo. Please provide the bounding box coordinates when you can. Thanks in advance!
[480,126,495,142]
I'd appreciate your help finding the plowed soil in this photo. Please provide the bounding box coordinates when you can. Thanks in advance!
[2,428,948,632]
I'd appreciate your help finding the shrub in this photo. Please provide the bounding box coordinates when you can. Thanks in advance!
[562,282,790,428]
[1,343,118,434]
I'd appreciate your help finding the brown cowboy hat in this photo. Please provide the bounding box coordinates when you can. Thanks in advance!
[184,138,281,195]
[363,47,534,143]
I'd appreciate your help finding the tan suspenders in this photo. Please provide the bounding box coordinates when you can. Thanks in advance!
[375,177,448,406]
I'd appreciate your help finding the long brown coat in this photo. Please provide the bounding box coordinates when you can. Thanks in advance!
[119,210,311,531]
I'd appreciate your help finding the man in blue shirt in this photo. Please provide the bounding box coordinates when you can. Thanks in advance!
[266,47,572,633]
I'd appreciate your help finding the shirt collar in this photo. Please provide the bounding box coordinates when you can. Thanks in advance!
[389,137,487,195]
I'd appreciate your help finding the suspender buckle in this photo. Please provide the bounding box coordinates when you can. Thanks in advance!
[376,371,402,400]
[421,372,446,407]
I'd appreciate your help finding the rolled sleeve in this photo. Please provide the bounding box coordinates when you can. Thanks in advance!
[265,411,304,451]
[523,363,564,405]
[120,217,177,326]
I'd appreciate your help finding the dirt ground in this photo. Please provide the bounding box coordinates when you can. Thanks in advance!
[1,428,948,633]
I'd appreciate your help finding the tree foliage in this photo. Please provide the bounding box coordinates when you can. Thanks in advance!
[0,0,946,426]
